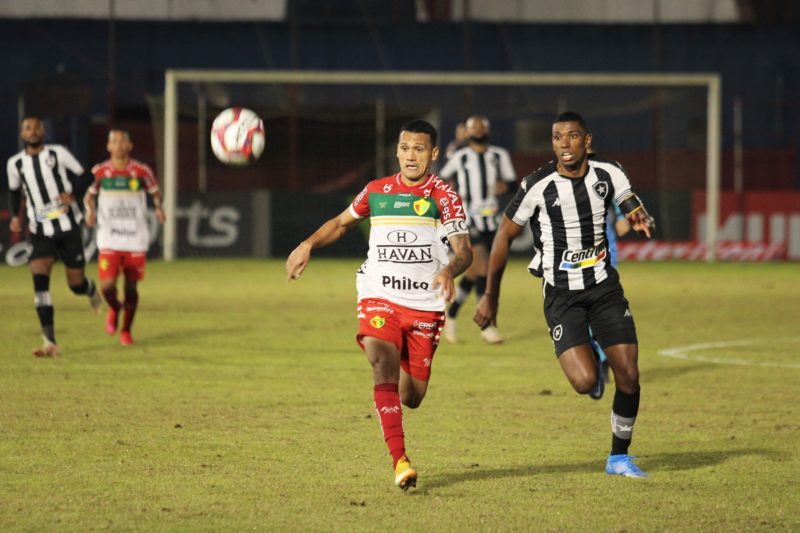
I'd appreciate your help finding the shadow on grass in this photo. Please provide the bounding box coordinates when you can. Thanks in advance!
[135,325,252,346]
[640,362,717,382]
[418,447,784,492]
[64,325,253,356]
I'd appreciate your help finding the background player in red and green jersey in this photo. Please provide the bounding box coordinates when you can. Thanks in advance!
[84,129,165,346]
[286,119,472,490]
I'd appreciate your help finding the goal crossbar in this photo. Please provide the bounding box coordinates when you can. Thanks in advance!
[163,69,721,261]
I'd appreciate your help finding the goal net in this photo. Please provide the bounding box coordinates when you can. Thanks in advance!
[161,70,721,261]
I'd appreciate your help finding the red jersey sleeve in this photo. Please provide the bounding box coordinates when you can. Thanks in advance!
[137,162,159,193]
[431,178,466,224]
[349,182,373,219]
[88,162,106,194]
[431,177,469,239]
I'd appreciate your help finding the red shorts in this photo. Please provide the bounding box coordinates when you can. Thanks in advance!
[356,298,445,382]
[98,250,147,282]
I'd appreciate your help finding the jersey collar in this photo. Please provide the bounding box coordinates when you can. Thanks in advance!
[394,172,435,192]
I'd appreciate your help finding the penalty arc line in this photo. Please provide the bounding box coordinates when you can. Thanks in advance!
[657,338,800,369]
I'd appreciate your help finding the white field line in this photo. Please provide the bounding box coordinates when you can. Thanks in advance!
[658,338,800,369]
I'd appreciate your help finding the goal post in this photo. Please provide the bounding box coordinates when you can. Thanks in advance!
[162,69,721,261]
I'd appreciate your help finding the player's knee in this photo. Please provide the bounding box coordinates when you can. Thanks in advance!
[567,369,596,394]
[401,394,423,409]
[69,278,92,295]
[573,377,596,395]
[615,367,640,393]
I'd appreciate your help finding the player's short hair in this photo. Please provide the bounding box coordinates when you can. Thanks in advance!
[466,115,490,130]
[399,119,438,147]
[553,111,588,131]
[20,116,43,127]
[108,128,131,141]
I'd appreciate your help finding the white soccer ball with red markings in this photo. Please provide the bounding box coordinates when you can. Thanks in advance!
[210,107,265,166]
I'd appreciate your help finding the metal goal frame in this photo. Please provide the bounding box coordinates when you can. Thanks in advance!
[163,69,721,261]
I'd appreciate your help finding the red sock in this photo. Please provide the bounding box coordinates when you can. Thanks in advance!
[373,383,405,467]
[122,286,138,333]
[102,286,121,313]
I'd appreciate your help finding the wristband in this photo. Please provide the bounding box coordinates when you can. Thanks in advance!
[619,193,643,216]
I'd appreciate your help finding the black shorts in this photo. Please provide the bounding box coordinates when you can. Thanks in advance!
[469,226,496,249]
[542,272,637,357]
[29,230,87,268]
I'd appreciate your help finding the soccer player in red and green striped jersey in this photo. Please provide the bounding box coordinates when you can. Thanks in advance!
[84,130,165,346]
[286,119,472,490]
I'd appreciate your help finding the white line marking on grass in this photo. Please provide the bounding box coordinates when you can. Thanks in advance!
[658,338,800,369]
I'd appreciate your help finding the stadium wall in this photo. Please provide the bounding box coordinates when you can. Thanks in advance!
[0,19,797,165]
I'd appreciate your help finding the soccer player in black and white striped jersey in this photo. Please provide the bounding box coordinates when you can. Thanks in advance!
[7,117,102,357]
[439,116,517,344]
[474,112,655,478]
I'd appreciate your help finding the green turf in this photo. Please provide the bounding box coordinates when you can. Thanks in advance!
[1,259,798,531]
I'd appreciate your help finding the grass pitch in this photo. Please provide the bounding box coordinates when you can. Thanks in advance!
[1,258,798,531]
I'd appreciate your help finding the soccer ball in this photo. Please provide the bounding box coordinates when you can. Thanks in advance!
[210,107,265,165]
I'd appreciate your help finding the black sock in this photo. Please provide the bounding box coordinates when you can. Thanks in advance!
[447,277,475,319]
[475,276,487,298]
[33,274,55,343]
[610,388,640,456]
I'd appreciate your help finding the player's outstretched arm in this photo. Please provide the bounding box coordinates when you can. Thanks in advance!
[474,215,523,329]
[433,233,472,303]
[286,208,360,282]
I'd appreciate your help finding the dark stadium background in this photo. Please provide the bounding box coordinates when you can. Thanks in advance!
[0,0,798,257]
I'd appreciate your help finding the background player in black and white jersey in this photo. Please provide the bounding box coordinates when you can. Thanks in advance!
[7,117,102,357]
[439,115,517,344]
[474,112,655,478]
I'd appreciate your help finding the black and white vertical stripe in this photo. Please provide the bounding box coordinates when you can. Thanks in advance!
[440,145,516,232]
[506,156,634,290]
[6,145,84,237]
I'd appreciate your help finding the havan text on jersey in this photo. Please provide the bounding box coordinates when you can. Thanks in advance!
[350,174,466,312]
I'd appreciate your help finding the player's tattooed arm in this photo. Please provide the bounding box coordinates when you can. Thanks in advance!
[433,233,472,303]
[445,233,472,279]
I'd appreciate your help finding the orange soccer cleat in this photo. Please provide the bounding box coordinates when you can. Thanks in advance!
[394,455,417,491]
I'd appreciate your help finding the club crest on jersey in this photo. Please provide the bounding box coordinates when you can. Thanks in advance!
[129,178,140,191]
[592,181,609,200]
[413,198,430,216]
[370,315,386,329]
[45,155,56,168]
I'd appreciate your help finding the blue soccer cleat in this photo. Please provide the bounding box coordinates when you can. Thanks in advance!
[588,340,605,400]
[606,454,648,478]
